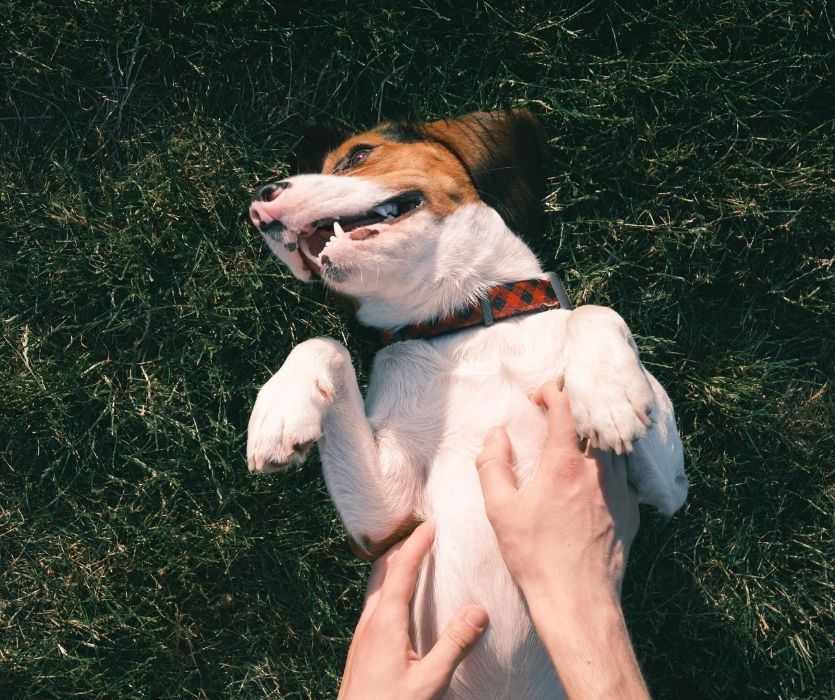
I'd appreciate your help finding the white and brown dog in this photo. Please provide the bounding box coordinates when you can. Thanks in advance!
[246,110,687,699]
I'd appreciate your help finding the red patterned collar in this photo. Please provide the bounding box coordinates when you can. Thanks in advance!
[381,272,572,345]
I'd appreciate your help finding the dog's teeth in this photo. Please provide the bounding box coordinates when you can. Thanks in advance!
[372,203,399,217]
[333,220,345,237]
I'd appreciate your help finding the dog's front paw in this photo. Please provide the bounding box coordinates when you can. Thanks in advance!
[561,344,654,456]
[247,371,332,472]
[247,339,346,473]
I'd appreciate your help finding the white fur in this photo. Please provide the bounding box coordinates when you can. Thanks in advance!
[247,189,687,698]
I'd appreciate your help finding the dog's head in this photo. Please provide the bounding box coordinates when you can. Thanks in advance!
[249,110,548,325]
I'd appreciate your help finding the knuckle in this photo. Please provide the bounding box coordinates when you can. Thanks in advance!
[543,379,562,396]
[445,623,472,653]
[475,451,491,470]
[476,451,502,472]
[385,548,416,577]
[537,381,560,406]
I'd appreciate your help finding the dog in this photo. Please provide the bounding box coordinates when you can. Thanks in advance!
[246,110,687,699]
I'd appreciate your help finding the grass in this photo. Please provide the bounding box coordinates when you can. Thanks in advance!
[1,0,832,697]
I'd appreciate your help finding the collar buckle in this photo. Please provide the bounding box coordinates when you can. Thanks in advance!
[479,296,495,326]
[546,271,573,310]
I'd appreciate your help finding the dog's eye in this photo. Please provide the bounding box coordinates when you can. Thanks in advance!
[348,148,372,168]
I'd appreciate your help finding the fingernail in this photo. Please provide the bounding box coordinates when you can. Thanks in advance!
[464,605,489,630]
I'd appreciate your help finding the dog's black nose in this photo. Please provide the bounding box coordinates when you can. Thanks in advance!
[253,181,290,202]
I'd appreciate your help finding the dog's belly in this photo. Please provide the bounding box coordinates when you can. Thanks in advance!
[411,344,566,698]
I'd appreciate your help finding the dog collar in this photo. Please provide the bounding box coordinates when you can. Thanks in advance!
[381,272,572,344]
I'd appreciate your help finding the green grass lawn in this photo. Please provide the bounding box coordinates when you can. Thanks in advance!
[1,1,833,697]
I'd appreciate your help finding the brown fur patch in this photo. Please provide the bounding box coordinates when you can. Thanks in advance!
[347,515,422,561]
[421,110,549,237]
[316,110,548,238]
[321,133,479,219]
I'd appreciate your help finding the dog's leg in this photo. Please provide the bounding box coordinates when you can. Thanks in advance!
[621,370,687,515]
[247,337,420,556]
[559,305,687,511]
[559,304,660,455]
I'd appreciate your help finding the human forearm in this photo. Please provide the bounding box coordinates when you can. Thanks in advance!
[476,382,650,699]
[524,585,650,700]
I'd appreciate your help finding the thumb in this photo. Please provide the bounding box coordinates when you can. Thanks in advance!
[475,427,518,514]
[418,605,488,691]
[533,381,578,448]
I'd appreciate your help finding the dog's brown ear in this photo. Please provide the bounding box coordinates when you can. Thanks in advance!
[423,110,549,238]
[290,123,351,175]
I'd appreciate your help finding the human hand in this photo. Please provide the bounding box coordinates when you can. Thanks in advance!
[475,382,649,699]
[338,521,489,700]
[475,381,640,608]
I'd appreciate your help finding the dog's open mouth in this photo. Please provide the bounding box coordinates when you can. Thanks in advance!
[298,191,422,276]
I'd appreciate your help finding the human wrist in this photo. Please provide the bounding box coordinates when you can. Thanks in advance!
[524,581,623,643]
[522,585,650,700]
[519,571,621,617]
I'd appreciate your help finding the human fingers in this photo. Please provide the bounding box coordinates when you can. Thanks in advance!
[532,381,580,450]
[363,533,409,604]
[343,550,398,683]
[358,536,403,626]
[417,605,489,695]
[594,452,640,556]
[596,447,639,520]
[475,427,518,514]
[351,543,399,642]
[378,520,435,608]
[596,446,627,489]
